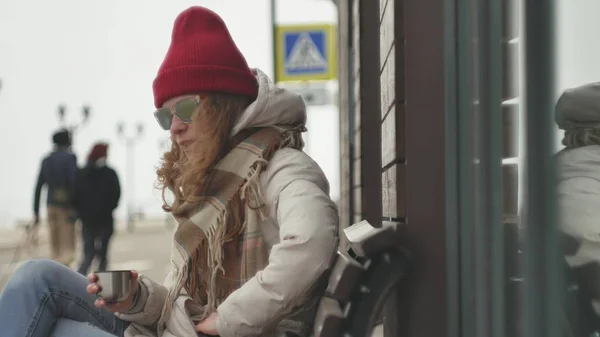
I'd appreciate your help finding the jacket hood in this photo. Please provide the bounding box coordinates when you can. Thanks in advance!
[231,69,306,136]
[557,145,600,183]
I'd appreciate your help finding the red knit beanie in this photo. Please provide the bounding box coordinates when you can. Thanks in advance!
[152,7,258,108]
[88,143,108,162]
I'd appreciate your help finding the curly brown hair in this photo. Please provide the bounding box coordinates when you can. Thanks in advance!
[155,93,253,216]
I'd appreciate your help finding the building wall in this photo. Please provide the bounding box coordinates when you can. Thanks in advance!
[337,0,351,239]
[339,0,449,335]
[339,0,451,335]
[338,0,373,233]
[503,1,522,335]
[336,1,560,335]
[337,0,404,231]
[351,0,362,225]
[380,0,405,227]
[339,2,405,334]
[380,2,406,336]
[337,0,360,243]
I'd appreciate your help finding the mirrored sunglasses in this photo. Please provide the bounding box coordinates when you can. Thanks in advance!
[153,96,202,130]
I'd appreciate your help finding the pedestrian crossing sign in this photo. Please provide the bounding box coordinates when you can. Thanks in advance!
[275,24,337,82]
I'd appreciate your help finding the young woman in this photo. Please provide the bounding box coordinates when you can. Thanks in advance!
[0,6,338,337]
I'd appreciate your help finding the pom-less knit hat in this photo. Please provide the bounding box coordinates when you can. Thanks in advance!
[52,129,71,147]
[88,143,108,162]
[152,6,258,108]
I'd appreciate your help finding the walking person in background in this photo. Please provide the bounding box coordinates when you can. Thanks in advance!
[33,128,78,266]
[73,142,121,275]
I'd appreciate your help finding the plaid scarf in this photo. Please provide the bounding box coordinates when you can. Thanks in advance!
[157,125,305,333]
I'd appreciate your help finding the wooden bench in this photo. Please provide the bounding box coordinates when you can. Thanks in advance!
[313,220,410,337]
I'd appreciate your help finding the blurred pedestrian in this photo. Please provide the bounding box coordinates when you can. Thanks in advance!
[32,128,78,266]
[73,142,121,275]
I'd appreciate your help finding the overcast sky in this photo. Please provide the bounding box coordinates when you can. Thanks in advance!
[0,0,339,227]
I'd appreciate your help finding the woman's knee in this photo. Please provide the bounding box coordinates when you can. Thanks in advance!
[9,259,71,289]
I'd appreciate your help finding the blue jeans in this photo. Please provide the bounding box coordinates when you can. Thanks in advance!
[0,259,129,337]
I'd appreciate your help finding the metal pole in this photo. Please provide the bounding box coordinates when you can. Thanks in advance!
[522,1,560,337]
[158,139,175,230]
[454,0,476,335]
[271,0,277,82]
[56,104,91,135]
[126,138,134,233]
[474,0,504,336]
[117,122,143,233]
[443,0,460,335]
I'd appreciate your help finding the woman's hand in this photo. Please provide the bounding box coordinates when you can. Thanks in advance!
[195,312,219,335]
[86,270,140,313]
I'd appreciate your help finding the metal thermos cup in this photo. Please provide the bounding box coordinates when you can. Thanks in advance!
[96,270,132,303]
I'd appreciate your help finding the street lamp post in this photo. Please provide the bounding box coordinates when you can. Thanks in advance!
[158,138,175,229]
[271,0,277,82]
[117,122,144,233]
[57,104,91,137]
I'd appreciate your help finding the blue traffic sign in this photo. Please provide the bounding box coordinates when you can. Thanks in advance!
[275,24,337,82]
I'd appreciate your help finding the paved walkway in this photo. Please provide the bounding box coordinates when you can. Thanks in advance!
[0,218,172,251]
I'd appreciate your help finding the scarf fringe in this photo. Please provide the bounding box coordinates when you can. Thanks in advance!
[158,260,188,334]
[205,209,228,317]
